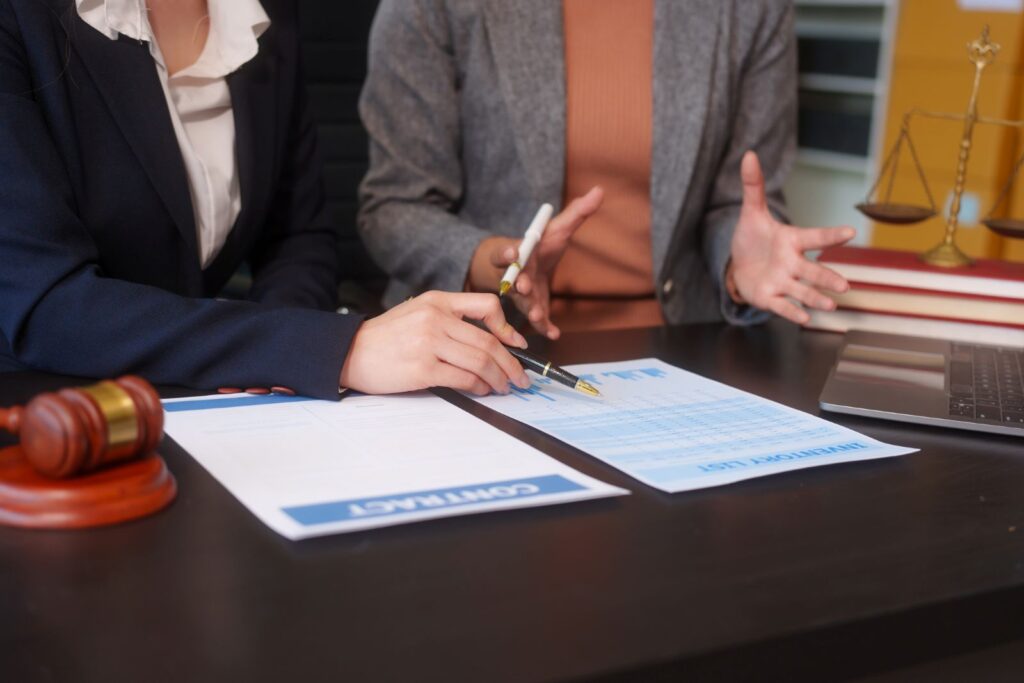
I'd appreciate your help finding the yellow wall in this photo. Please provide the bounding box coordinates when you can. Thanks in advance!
[871,0,1024,262]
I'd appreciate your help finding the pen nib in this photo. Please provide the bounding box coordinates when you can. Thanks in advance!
[499,281,512,297]
[575,379,601,397]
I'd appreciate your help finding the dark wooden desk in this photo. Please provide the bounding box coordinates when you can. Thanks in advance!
[2,321,1023,682]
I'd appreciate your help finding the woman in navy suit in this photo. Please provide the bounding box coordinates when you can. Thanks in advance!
[0,0,530,398]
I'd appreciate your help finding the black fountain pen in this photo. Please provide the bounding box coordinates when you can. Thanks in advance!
[464,318,599,396]
[504,345,601,397]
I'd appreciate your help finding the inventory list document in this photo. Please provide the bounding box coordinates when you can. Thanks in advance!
[163,393,627,539]
[472,359,916,493]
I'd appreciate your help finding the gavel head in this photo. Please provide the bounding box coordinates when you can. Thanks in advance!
[16,376,163,479]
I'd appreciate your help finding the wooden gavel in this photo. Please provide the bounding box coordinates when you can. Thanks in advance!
[0,376,163,479]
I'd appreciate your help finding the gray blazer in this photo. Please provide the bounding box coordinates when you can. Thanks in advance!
[358,0,796,324]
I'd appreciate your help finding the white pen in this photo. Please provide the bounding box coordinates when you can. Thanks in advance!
[499,203,555,296]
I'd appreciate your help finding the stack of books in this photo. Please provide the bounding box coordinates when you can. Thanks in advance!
[806,246,1024,346]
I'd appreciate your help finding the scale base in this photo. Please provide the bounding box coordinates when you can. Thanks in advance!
[920,241,974,268]
[0,445,176,529]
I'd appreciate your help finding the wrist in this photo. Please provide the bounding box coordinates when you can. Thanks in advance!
[339,341,356,391]
[338,318,371,392]
[725,261,745,305]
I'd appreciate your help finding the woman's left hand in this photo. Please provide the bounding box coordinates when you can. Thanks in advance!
[727,151,855,324]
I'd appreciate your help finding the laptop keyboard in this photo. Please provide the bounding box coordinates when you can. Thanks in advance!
[948,344,1024,425]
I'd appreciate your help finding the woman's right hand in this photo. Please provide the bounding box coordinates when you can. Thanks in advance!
[339,292,532,396]
[467,187,604,340]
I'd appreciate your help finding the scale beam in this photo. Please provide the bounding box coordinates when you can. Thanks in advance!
[905,108,967,124]
[976,116,1024,129]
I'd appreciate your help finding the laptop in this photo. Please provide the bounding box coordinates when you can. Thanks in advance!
[819,330,1024,437]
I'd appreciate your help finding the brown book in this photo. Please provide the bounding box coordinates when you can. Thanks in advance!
[805,309,1024,347]
[831,282,1024,326]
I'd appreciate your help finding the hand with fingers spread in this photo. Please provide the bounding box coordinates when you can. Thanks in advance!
[339,291,532,396]
[467,187,604,339]
[727,151,856,325]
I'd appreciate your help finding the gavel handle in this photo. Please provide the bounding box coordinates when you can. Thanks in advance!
[0,406,23,435]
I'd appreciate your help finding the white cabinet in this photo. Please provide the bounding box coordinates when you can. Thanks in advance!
[784,1,897,242]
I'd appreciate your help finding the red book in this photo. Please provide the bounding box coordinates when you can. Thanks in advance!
[818,246,1024,300]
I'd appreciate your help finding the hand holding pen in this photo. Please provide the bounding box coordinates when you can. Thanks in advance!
[462,319,601,397]
[504,345,601,397]
[499,203,555,296]
[466,187,604,340]
[340,292,533,397]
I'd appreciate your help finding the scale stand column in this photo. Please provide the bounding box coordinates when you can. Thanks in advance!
[921,28,999,268]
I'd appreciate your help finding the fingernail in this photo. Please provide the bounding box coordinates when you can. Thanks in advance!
[516,332,528,348]
[519,373,531,388]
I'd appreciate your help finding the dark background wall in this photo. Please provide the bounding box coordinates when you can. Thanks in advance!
[298,0,383,309]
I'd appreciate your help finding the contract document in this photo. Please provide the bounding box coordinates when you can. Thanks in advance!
[472,359,916,493]
[163,392,627,539]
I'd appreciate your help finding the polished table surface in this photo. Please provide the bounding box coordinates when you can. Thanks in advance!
[2,321,1024,682]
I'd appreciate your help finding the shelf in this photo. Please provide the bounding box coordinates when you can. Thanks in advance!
[795,0,887,41]
[799,73,878,95]
[795,148,870,174]
[796,18,884,40]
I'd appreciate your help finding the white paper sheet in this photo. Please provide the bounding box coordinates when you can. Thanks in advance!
[471,359,917,493]
[163,392,627,539]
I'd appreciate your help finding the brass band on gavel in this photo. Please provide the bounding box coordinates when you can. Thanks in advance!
[1,376,163,479]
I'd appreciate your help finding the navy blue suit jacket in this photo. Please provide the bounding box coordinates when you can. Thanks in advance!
[0,0,362,399]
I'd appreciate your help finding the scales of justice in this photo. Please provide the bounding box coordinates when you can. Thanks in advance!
[857,26,1024,268]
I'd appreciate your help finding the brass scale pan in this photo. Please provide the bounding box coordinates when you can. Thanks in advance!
[857,202,1024,239]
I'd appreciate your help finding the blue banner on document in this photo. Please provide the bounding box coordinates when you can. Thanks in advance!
[282,474,586,526]
[164,395,313,412]
[639,440,873,484]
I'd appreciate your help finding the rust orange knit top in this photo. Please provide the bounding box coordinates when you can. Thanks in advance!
[551,0,664,332]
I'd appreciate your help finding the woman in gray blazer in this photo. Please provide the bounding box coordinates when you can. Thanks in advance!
[358,0,854,339]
